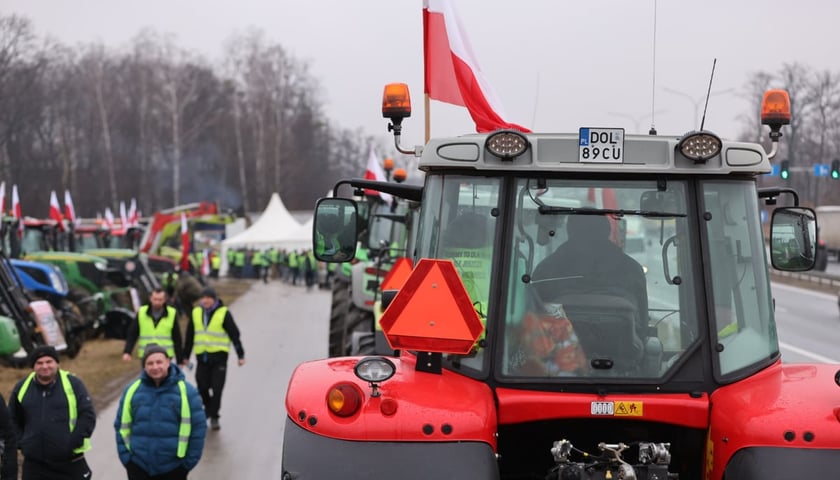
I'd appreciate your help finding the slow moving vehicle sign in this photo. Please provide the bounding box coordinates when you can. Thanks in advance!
[578,127,624,163]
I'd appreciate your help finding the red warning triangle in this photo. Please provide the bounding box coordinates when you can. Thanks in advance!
[380,257,414,291]
[380,259,484,355]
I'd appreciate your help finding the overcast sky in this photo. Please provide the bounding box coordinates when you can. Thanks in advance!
[4,0,839,153]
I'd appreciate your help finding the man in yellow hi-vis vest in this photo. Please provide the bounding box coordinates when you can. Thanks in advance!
[9,346,95,480]
[182,287,245,431]
[122,288,184,365]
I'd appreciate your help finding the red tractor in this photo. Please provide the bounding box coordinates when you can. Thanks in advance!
[282,86,834,479]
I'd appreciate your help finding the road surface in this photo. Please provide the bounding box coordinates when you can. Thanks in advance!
[85,280,329,478]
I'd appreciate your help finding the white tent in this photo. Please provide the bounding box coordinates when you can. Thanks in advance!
[219,193,312,275]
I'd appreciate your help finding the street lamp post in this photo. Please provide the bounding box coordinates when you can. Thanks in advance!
[662,87,734,130]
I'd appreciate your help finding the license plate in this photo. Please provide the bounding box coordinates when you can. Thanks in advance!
[578,128,625,163]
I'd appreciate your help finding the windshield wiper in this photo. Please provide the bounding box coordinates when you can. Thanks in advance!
[537,206,686,218]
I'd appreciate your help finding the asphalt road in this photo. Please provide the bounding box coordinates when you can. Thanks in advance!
[85,280,329,478]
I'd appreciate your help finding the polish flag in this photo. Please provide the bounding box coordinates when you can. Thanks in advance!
[49,191,66,232]
[0,182,6,217]
[179,213,190,271]
[363,146,393,203]
[128,198,138,227]
[423,0,530,133]
[200,249,211,277]
[12,184,22,238]
[64,191,77,227]
[103,207,114,229]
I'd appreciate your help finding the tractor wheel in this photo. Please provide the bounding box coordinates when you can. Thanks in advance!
[67,287,103,338]
[344,305,375,356]
[59,300,86,359]
[328,279,352,357]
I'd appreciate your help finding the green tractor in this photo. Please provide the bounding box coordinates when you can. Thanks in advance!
[327,166,423,357]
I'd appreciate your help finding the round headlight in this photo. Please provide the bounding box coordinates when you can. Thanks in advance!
[354,356,396,383]
[678,131,722,162]
[124,261,137,273]
[486,130,529,160]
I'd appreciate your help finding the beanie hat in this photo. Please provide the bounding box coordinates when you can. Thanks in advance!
[30,345,59,367]
[141,343,169,366]
[199,287,217,299]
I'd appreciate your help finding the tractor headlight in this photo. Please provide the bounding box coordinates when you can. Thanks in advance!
[354,356,396,383]
[678,131,721,163]
[486,130,529,160]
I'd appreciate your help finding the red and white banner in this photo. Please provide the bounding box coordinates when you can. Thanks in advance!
[12,184,22,238]
[179,212,190,271]
[363,146,393,203]
[64,190,77,227]
[423,0,530,133]
[49,191,66,232]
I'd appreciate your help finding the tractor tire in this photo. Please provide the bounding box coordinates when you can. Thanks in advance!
[328,279,352,357]
[58,300,86,359]
[343,305,375,356]
[67,287,103,338]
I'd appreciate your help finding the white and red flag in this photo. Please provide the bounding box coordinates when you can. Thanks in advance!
[128,198,138,227]
[200,249,211,277]
[12,184,22,238]
[179,212,190,271]
[64,190,77,227]
[363,146,393,203]
[49,191,66,232]
[104,207,115,230]
[0,182,6,217]
[423,0,529,133]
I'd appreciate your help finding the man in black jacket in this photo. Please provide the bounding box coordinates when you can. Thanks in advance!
[182,287,245,431]
[9,346,95,480]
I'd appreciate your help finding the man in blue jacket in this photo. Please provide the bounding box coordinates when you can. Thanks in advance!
[114,344,206,479]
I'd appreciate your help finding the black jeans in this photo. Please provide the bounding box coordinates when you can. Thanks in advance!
[126,461,187,480]
[23,455,91,480]
[195,354,228,419]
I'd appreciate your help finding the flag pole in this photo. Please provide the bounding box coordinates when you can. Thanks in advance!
[424,94,431,144]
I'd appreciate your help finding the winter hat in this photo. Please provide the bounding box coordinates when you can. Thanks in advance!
[141,343,169,366]
[199,287,217,299]
[30,345,59,367]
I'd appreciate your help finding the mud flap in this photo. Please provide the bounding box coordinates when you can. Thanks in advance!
[725,447,840,478]
[281,418,499,479]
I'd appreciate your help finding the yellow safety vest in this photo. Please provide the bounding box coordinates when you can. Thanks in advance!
[137,305,177,358]
[17,370,92,454]
[119,378,190,458]
[191,306,231,354]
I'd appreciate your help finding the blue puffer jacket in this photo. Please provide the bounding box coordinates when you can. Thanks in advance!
[114,363,206,475]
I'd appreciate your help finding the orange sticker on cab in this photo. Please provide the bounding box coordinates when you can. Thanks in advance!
[590,401,644,417]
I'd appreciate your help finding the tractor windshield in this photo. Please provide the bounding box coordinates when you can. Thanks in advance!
[501,177,776,381]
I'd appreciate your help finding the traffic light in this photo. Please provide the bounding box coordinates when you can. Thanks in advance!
[780,160,790,180]
[832,159,840,179]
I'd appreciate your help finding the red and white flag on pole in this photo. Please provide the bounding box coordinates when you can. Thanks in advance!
[103,207,114,230]
[64,190,77,227]
[128,198,138,227]
[179,213,191,271]
[12,184,22,239]
[0,182,6,217]
[363,146,393,203]
[423,0,530,133]
[49,191,66,232]
[118,201,128,233]
[200,249,211,277]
